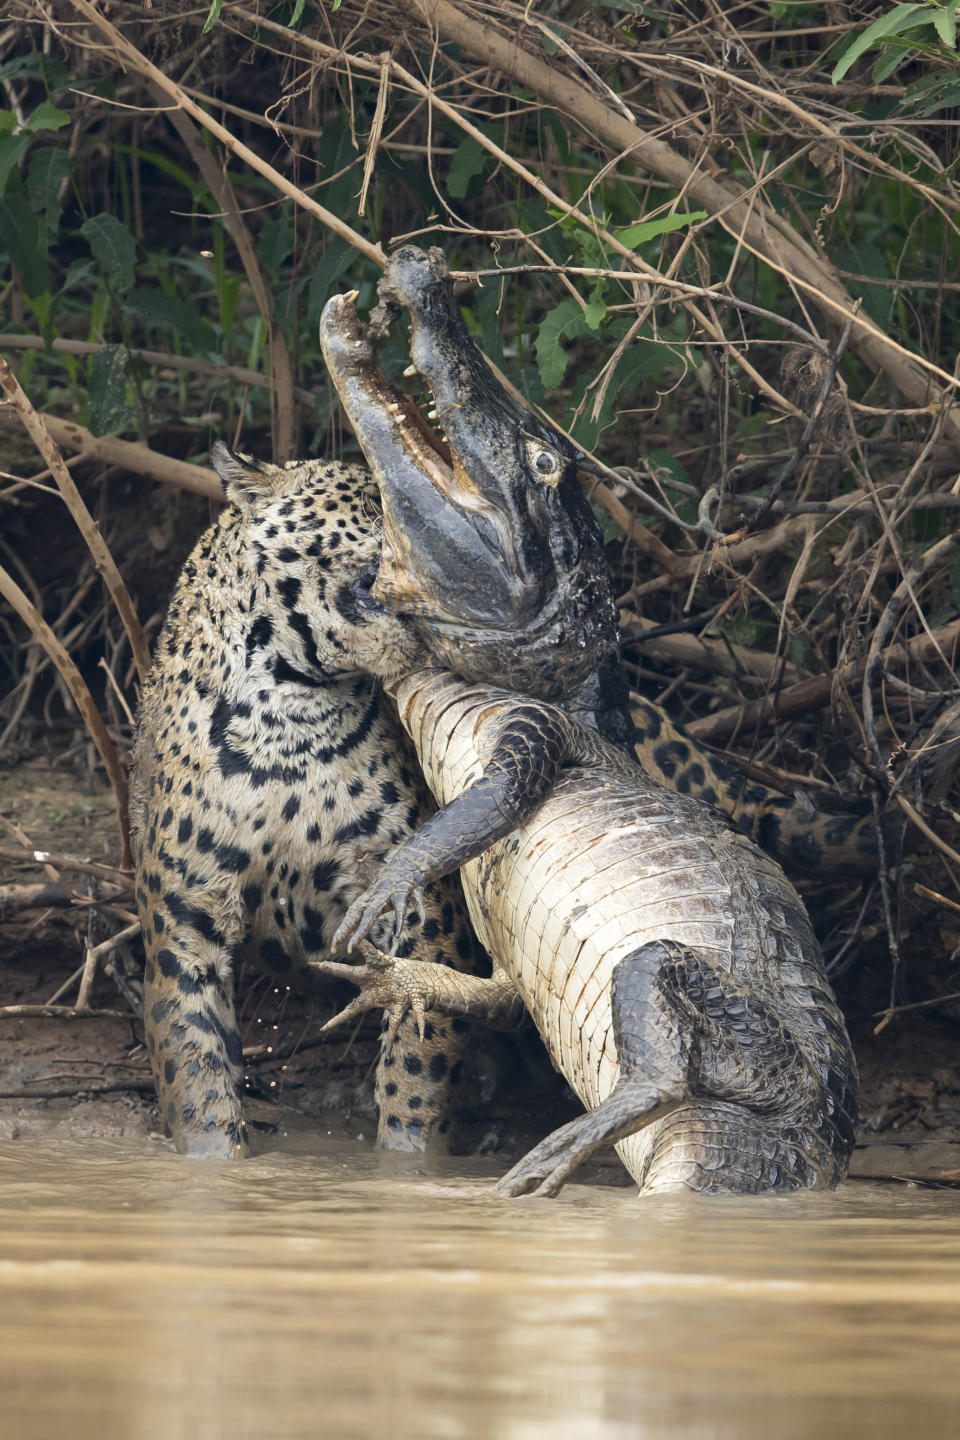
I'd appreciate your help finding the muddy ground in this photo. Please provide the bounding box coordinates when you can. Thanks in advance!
[3,758,960,1187]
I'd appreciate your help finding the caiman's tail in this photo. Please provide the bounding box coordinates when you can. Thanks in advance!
[626,1101,849,1196]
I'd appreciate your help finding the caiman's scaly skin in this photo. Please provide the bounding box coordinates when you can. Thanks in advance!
[130,446,479,1158]
[321,670,859,1196]
[319,249,880,877]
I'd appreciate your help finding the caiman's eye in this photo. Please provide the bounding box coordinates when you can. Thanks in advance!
[524,437,562,485]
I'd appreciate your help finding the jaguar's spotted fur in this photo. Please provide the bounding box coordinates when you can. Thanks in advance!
[130,446,479,1158]
[629,697,878,875]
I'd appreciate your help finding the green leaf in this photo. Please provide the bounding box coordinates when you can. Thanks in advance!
[201,0,224,33]
[535,299,589,389]
[27,146,69,237]
[23,101,71,134]
[583,298,607,330]
[290,0,306,22]
[0,54,69,88]
[540,23,562,55]
[831,4,929,83]
[914,76,960,113]
[0,111,15,136]
[614,210,708,249]
[447,135,486,199]
[0,193,48,296]
[0,133,30,196]
[935,1,957,46]
[128,288,217,354]
[88,344,130,437]
[722,616,762,648]
[81,212,137,293]
[256,217,294,274]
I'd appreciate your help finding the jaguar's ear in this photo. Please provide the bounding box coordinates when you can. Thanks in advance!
[210,442,285,508]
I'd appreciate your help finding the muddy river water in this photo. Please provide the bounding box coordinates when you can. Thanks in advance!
[0,1134,958,1439]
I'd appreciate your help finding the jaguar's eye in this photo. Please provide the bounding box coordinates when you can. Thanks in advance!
[524,436,562,485]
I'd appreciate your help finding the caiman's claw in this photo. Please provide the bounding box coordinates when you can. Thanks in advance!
[331,874,427,952]
[494,1113,595,1199]
[313,942,429,1048]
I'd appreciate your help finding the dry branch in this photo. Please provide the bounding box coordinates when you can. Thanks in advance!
[155,96,297,461]
[65,0,385,268]
[398,0,960,439]
[686,617,960,745]
[0,334,317,406]
[0,353,150,680]
[0,563,131,866]
[0,409,222,499]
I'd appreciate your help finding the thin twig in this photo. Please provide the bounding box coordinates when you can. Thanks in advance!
[0,564,131,866]
[749,311,857,530]
[0,353,151,681]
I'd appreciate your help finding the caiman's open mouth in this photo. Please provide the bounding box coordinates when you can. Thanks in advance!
[319,246,622,704]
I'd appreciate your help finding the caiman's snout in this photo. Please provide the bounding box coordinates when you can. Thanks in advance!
[320,283,548,632]
[320,247,622,702]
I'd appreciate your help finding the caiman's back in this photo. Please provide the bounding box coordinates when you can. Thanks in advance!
[397,669,859,1195]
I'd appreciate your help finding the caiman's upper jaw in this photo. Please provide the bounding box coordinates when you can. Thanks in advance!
[320,249,622,701]
[320,287,557,633]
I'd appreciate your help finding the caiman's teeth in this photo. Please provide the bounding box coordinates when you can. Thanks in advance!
[387,402,401,414]
[402,364,417,378]
[427,409,438,421]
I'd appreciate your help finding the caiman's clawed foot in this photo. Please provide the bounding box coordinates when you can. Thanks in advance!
[315,943,527,1042]
[495,1112,607,1198]
[315,943,434,1048]
[496,1073,664,1198]
[332,870,428,952]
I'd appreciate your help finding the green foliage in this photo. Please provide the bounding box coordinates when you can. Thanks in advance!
[831,3,959,84]
[88,345,130,437]
[81,213,137,294]
[0,194,46,296]
[201,0,224,34]
[128,290,218,355]
[614,211,708,249]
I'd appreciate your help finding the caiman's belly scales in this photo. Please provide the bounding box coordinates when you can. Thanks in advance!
[396,669,859,1193]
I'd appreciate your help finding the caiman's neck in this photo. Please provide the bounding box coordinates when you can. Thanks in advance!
[566,661,636,753]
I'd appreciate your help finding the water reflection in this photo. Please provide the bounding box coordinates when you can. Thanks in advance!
[0,1136,958,1438]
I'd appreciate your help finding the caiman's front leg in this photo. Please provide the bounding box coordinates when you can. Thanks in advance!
[332,703,572,950]
[316,942,526,1042]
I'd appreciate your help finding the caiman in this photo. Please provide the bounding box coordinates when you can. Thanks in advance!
[313,248,860,1195]
[319,246,880,877]
[321,668,859,1196]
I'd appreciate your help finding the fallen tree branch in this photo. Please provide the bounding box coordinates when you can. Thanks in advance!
[686,617,960,745]
[0,846,131,885]
[0,1005,134,1022]
[621,610,799,684]
[0,334,316,408]
[0,409,221,499]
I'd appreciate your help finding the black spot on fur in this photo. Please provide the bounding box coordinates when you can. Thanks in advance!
[260,938,293,972]
[312,858,339,892]
[241,883,262,912]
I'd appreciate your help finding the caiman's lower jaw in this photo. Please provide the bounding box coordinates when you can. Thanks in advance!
[321,290,543,632]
